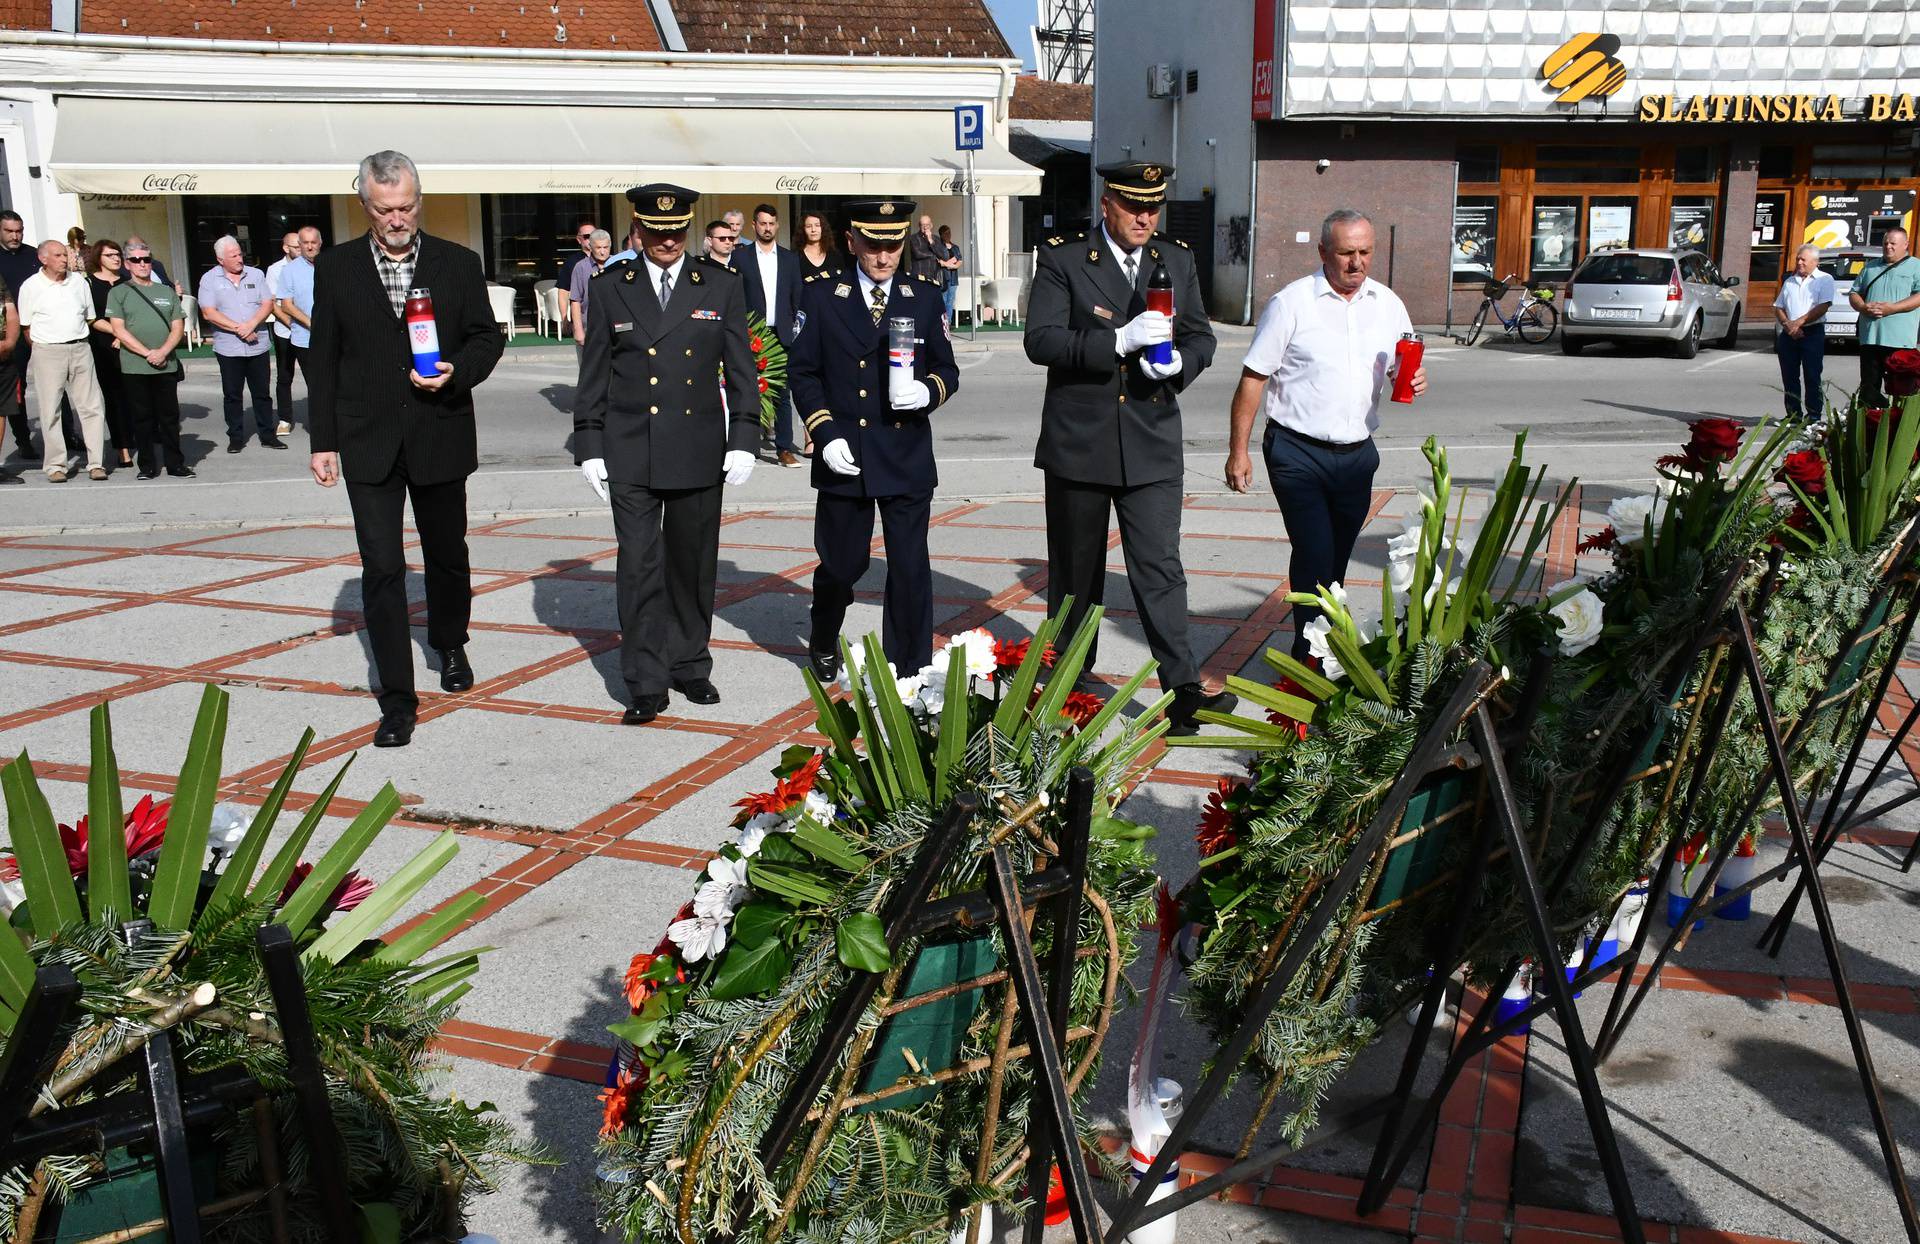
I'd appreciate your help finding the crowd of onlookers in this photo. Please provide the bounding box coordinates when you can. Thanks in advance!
[0,211,321,484]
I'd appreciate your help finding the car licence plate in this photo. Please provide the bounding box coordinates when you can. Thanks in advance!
[1590,307,1639,321]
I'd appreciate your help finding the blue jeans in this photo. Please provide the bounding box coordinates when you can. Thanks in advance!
[942,286,957,322]
[1776,324,1825,420]
[1263,424,1380,660]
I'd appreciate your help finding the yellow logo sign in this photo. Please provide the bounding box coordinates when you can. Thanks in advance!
[1541,33,1627,105]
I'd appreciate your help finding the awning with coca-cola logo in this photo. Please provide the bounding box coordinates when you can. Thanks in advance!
[48,96,1041,197]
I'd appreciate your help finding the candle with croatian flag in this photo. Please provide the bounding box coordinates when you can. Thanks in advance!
[405,287,441,377]
[888,316,918,405]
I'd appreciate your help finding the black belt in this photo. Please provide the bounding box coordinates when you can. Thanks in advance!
[35,338,86,346]
[1270,423,1369,454]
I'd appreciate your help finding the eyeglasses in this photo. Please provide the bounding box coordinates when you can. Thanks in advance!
[577,233,594,241]
[126,255,153,263]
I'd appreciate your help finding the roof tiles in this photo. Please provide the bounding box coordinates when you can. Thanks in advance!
[668,0,1012,58]
[5,0,664,50]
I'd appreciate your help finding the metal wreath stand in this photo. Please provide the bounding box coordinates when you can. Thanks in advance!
[1104,539,1919,1244]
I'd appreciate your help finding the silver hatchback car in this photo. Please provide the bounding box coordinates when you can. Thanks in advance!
[1560,248,1744,358]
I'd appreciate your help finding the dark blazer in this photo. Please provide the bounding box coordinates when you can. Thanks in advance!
[737,242,802,346]
[574,255,760,490]
[1024,228,1215,488]
[308,233,504,486]
[790,268,958,500]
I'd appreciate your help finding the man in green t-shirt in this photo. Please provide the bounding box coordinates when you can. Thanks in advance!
[1849,226,1920,406]
[105,245,192,478]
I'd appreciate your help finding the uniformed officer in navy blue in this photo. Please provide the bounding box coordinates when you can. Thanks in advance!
[1025,160,1234,735]
[790,198,960,680]
[574,183,761,725]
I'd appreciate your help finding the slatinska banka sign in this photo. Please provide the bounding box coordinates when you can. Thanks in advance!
[1637,93,1920,123]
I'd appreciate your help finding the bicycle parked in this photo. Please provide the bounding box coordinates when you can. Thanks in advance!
[1463,274,1558,346]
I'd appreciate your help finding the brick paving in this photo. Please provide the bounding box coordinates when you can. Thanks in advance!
[1,490,1915,1243]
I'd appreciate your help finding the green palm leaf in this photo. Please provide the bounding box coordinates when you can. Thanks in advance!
[147,683,229,929]
[85,704,131,923]
[277,783,402,937]
[200,728,316,925]
[3,751,81,938]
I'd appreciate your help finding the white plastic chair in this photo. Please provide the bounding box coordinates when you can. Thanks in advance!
[953,277,978,327]
[986,277,1025,328]
[180,294,204,349]
[533,279,558,336]
[486,284,516,341]
[540,285,566,339]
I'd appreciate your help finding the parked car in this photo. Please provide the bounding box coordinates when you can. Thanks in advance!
[1817,248,1872,346]
[1560,248,1743,358]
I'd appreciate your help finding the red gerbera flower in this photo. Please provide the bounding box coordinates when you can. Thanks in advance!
[1577,526,1619,553]
[1196,778,1241,858]
[1263,677,1313,741]
[992,636,1030,672]
[754,354,768,372]
[277,863,374,913]
[733,754,824,820]
[599,1067,647,1137]
[1059,691,1104,727]
[2,796,174,883]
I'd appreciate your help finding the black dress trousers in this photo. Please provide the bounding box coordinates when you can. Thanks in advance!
[611,480,724,698]
[345,459,472,716]
[1043,473,1197,689]
[811,489,935,673]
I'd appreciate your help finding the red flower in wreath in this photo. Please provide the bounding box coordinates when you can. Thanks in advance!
[1884,349,1920,397]
[1196,778,1241,857]
[599,1068,646,1137]
[1659,417,1743,473]
[749,335,764,353]
[1059,691,1104,726]
[758,377,769,394]
[1263,677,1313,741]
[1577,526,1619,554]
[1778,449,1827,495]
[624,952,660,1009]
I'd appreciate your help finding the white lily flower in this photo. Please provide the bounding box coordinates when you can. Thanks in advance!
[1549,587,1606,656]
[693,855,749,919]
[667,914,728,963]
[895,670,926,703]
[912,664,947,715]
[1302,614,1334,663]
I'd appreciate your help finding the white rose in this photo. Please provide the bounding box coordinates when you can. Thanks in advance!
[1549,587,1605,656]
[1605,495,1662,542]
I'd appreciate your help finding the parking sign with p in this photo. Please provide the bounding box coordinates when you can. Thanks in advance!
[954,104,984,151]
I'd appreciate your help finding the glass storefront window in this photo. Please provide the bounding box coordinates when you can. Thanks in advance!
[1588,198,1636,252]
[485,193,602,322]
[1749,193,1787,285]
[1535,145,1641,184]
[183,195,330,290]
[1673,144,1722,185]
[1669,197,1715,251]
[1811,142,1919,182]
[1452,195,1498,281]
[1758,146,1796,180]
[1458,145,1500,185]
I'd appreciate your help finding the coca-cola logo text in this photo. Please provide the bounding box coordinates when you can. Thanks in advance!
[140,173,200,192]
[775,175,822,193]
[942,176,975,194]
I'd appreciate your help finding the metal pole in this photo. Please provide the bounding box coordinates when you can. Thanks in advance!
[966,147,979,342]
[1446,161,1459,337]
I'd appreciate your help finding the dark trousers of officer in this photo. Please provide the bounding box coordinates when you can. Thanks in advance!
[1264,423,1380,662]
[1776,324,1826,420]
[345,461,472,717]
[611,481,722,698]
[812,490,933,672]
[1044,474,1197,689]
[1861,343,1894,408]
[217,352,276,442]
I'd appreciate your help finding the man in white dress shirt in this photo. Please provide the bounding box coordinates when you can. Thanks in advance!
[1224,209,1428,660]
[1773,244,1833,422]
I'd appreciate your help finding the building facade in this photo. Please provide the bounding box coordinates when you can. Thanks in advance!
[1096,0,1920,325]
[0,1,1036,318]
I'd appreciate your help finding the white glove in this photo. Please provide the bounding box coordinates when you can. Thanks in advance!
[581,457,609,502]
[821,439,861,476]
[723,449,755,487]
[1139,350,1184,381]
[1114,311,1173,357]
[889,379,932,411]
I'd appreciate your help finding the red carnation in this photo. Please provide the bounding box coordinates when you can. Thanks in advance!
[1778,450,1827,495]
[757,377,769,394]
[1195,777,1241,857]
[749,335,764,353]
[754,354,768,372]
[1577,526,1619,553]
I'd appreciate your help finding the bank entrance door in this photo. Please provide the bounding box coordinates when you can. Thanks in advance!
[1526,195,1639,286]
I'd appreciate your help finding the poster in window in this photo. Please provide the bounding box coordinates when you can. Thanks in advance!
[1589,204,1633,252]
[1752,196,1781,246]
[1531,204,1579,273]
[1670,201,1714,250]
[1804,189,1916,250]
[1453,198,1497,279]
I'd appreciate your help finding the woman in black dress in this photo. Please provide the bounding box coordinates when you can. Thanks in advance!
[795,211,840,281]
[86,239,134,469]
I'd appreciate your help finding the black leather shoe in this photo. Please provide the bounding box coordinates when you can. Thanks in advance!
[137,469,160,480]
[623,692,670,725]
[808,649,841,683]
[1167,683,1239,738]
[167,466,196,478]
[673,677,721,705]
[226,439,244,454]
[373,711,415,748]
[260,436,288,449]
[437,646,474,693]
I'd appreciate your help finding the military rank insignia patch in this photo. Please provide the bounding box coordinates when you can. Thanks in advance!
[898,282,914,298]
[690,309,721,320]
[834,283,852,299]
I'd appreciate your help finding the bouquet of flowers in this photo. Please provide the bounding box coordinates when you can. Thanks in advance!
[746,311,788,436]
[596,612,1162,1244]
[0,686,534,1241]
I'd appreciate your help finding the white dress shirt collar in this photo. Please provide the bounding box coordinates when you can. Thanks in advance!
[1101,222,1143,274]
[642,253,686,290]
[855,266,894,305]
[1312,268,1381,304]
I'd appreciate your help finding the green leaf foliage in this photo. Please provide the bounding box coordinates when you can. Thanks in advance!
[834,912,892,972]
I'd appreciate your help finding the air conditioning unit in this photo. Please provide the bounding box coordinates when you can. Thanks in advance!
[1147,63,1178,99]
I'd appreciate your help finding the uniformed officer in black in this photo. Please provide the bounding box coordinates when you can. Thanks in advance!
[575,184,761,724]
[1025,160,1235,736]
[790,198,960,679]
